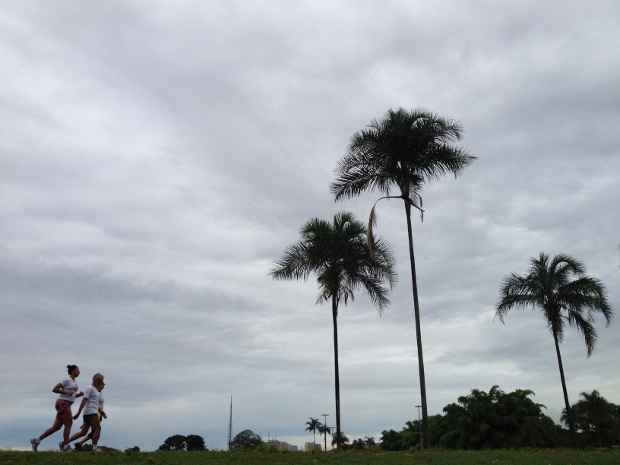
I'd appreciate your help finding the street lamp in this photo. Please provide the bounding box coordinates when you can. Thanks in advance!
[321,414,329,451]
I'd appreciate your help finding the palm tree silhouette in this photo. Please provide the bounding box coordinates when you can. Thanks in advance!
[317,422,331,451]
[272,212,395,448]
[305,417,321,448]
[497,253,612,434]
[331,108,475,445]
[562,390,618,446]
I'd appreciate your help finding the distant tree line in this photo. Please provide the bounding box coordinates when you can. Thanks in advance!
[378,386,620,450]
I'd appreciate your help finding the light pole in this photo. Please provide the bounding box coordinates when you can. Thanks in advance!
[415,404,423,449]
[321,414,329,451]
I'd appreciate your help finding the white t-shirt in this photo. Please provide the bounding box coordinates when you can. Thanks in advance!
[58,378,79,402]
[83,385,104,416]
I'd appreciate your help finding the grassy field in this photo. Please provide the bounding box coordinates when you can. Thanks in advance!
[1,449,620,465]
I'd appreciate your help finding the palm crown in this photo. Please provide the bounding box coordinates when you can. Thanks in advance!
[497,253,612,355]
[271,212,395,310]
[331,108,475,201]
[305,417,321,433]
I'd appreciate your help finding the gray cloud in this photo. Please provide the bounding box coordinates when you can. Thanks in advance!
[1,0,619,451]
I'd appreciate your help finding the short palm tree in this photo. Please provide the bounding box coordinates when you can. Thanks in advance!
[562,390,619,446]
[305,417,321,447]
[497,253,612,433]
[272,212,395,448]
[317,422,331,451]
[331,108,475,445]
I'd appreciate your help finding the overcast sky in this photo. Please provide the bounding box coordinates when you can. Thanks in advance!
[1,0,619,451]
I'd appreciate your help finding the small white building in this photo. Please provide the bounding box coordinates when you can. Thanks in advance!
[304,442,321,452]
[267,440,298,452]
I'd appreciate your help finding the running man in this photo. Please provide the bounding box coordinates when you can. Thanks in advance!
[68,373,107,451]
[30,364,82,451]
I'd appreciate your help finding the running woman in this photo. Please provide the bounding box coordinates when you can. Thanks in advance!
[68,373,106,451]
[30,364,82,451]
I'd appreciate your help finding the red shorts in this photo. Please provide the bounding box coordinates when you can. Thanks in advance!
[55,399,73,422]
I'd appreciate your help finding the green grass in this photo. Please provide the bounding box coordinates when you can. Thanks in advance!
[2,449,620,465]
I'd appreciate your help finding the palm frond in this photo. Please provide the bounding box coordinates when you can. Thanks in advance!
[371,238,397,288]
[550,254,585,276]
[566,309,598,356]
[368,201,378,253]
[496,273,539,321]
[271,242,312,281]
[421,144,477,179]
[559,276,612,325]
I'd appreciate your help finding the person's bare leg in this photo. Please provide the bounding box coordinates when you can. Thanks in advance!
[38,416,62,441]
[58,411,73,447]
[91,425,101,447]
[68,423,90,444]
[76,432,93,448]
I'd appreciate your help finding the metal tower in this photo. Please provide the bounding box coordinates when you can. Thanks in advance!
[227,396,233,450]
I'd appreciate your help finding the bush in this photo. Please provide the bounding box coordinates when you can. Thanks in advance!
[230,430,263,449]
[381,386,567,450]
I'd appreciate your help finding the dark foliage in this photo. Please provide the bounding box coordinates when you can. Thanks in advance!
[350,436,377,449]
[158,434,187,451]
[271,212,395,310]
[379,429,404,451]
[381,386,565,450]
[332,108,475,202]
[186,434,207,451]
[230,429,263,449]
[563,391,620,447]
[158,434,206,451]
[331,432,349,448]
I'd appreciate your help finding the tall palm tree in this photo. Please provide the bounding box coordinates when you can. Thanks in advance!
[331,108,475,445]
[497,253,612,434]
[305,417,321,447]
[272,212,395,448]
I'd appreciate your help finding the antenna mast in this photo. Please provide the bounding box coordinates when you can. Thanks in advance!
[227,396,233,450]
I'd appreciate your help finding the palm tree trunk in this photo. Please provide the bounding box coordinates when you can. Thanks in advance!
[404,200,428,448]
[553,330,575,436]
[313,429,316,447]
[331,295,342,449]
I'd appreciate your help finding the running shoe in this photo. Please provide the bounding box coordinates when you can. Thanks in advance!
[59,441,71,451]
[30,438,40,452]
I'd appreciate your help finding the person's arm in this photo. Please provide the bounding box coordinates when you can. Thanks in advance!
[73,397,88,420]
[74,391,84,398]
[52,383,64,394]
[53,380,80,397]
[99,398,106,419]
